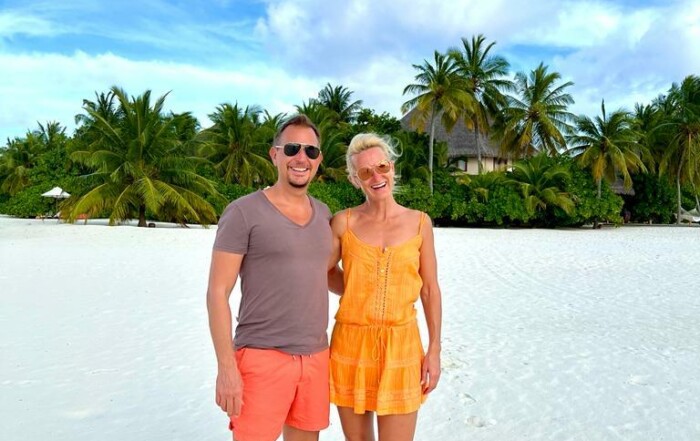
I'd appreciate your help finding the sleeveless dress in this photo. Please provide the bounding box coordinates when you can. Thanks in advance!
[329,210,427,415]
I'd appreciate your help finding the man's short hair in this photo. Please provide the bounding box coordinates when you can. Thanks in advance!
[273,114,321,146]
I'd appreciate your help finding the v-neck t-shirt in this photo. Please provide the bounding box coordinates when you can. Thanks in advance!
[213,190,333,355]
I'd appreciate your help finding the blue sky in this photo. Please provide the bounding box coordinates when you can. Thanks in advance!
[1,0,699,142]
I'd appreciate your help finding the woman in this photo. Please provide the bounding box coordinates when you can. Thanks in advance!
[328,133,442,441]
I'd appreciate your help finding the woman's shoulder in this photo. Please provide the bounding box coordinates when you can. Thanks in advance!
[397,206,430,224]
[330,208,352,234]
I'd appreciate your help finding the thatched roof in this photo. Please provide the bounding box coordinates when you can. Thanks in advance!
[400,108,504,159]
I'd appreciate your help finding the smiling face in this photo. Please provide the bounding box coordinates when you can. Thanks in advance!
[270,124,322,189]
[350,146,395,200]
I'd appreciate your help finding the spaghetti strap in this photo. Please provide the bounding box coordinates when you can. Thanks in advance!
[345,208,352,234]
[418,212,427,235]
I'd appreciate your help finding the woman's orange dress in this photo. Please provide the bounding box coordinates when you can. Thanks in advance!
[330,210,427,415]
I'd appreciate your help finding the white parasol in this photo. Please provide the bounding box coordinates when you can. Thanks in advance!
[41,187,71,199]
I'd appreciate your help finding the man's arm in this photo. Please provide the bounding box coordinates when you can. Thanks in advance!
[206,250,244,417]
[327,211,346,295]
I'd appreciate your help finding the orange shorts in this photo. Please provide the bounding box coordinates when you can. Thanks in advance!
[229,347,329,441]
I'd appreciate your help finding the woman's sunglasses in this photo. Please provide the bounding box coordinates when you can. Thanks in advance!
[355,160,391,181]
[275,143,321,159]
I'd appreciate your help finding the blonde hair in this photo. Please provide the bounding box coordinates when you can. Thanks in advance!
[346,133,400,177]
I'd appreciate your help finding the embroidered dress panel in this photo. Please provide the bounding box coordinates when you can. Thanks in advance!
[330,210,427,415]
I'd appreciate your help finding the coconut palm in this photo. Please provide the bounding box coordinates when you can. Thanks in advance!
[74,91,121,141]
[402,50,474,193]
[258,110,287,142]
[2,120,68,192]
[657,75,700,223]
[315,129,347,182]
[316,83,363,124]
[632,103,664,172]
[198,103,275,187]
[568,100,647,200]
[37,121,68,150]
[496,63,575,158]
[459,171,505,202]
[391,131,430,184]
[70,86,219,227]
[0,133,44,195]
[506,154,575,218]
[292,101,349,181]
[449,34,512,174]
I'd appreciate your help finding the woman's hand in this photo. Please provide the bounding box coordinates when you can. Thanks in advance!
[421,347,441,394]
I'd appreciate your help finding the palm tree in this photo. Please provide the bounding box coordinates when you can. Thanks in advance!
[568,100,647,200]
[37,121,68,150]
[0,133,44,195]
[495,63,575,158]
[459,171,505,202]
[258,110,287,142]
[293,101,348,181]
[198,103,275,187]
[402,50,474,193]
[392,131,430,184]
[657,75,700,223]
[74,91,121,139]
[70,86,219,227]
[449,34,512,174]
[316,83,363,124]
[632,103,664,172]
[506,154,575,219]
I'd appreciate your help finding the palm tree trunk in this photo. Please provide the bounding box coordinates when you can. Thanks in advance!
[475,119,483,175]
[594,177,602,229]
[675,132,695,225]
[428,103,436,194]
[138,204,147,227]
[676,171,682,225]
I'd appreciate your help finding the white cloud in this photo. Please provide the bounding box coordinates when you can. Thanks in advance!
[1,0,698,143]
[549,0,700,118]
[0,11,68,38]
[0,51,323,141]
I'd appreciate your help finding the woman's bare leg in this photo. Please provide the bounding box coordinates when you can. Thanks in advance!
[377,412,418,441]
[337,406,376,441]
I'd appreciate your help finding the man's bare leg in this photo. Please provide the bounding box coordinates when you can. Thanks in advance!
[283,425,319,441]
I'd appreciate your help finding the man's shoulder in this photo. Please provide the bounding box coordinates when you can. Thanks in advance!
[309,195,332,218]
[229,190,262,208]
[218,191,263,225]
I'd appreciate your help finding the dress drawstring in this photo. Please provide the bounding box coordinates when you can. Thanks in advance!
[370,325,388,362]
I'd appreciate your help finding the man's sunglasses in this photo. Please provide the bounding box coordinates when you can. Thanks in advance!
[275,143,321,159]
[355,160,392,181]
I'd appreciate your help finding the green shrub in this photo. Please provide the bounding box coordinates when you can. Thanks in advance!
[308,180,364,214]
[0,185,54,218]
[624,173,676,223]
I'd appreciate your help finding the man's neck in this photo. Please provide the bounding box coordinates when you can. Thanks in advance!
[266,182,309,204]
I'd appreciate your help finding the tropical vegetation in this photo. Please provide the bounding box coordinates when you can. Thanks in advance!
[2,35,699,228]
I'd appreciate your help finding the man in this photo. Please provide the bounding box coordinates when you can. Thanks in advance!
[207,114,332,441]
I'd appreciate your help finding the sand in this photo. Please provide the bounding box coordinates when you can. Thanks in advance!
[1,216,699,440]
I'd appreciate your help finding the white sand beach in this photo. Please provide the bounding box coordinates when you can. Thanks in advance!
[1,216,699,441]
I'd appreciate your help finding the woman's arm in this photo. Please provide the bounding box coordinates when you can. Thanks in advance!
[418,213,442,394]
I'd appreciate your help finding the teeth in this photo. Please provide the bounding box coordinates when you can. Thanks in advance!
[291,167,308,172]
[371,182,387,189]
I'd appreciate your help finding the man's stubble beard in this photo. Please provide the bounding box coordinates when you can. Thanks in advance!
[289,178,310,189]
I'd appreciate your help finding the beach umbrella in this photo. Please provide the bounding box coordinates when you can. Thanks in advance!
[41,187,71,199]
[41,187,70,217]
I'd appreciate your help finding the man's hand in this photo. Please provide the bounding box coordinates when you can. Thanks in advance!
[215,364,244,417]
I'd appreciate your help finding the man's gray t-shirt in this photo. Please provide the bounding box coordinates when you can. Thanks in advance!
[213,190,332,355]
